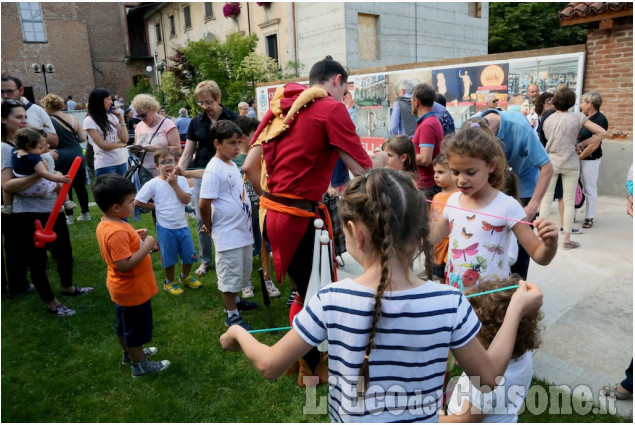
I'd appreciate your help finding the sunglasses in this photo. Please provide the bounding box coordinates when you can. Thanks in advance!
[2,99,25,107]
[137,112,149,119]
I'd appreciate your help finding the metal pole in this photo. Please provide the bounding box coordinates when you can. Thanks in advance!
[42,64,49,94]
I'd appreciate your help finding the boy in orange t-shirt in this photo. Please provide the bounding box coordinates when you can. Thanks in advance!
[93,174,170,378]
[429,154,458,283]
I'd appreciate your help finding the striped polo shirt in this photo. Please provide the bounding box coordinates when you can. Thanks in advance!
[294,278,481,423]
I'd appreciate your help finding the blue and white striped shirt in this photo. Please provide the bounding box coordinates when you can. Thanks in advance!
[294,278,481,423]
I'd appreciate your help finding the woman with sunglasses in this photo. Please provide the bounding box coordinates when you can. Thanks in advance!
[1,100,92,315]
[130,94,180,177]
[83,88,128,177]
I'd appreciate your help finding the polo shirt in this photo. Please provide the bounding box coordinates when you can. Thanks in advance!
[186,106,238,168]
[412,111,444,189]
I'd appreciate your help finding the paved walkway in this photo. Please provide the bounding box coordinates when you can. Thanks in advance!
[336,195,633,419]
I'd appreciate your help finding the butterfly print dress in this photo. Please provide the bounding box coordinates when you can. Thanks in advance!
[442,191,527,292]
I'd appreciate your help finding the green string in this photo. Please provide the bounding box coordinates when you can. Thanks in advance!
[247,284,522,334]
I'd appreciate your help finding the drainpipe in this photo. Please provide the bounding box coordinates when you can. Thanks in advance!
[292,3,298,73]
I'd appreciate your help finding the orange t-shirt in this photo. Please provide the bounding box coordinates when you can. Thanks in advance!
[430,189,459,265]
[95,218,158,306]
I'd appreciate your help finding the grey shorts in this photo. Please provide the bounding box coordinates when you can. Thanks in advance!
[215,245,252,293]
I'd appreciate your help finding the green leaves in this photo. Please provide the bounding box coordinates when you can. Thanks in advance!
[489,2,587,54]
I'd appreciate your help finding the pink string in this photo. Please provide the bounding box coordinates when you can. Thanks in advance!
[426,199,534,226]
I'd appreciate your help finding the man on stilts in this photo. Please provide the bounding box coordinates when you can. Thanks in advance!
[243,57,373,386]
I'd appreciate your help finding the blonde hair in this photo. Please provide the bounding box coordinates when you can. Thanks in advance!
[40,94,66,112]
[237,101,249,110]
[131,94,160,113]
[194,80,221,101]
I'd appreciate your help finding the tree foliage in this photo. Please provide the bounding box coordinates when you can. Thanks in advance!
[159,71,188,116]
[180,33,259,108]
[489,2,587,54]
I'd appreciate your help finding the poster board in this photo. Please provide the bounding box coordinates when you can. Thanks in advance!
[256,49,585,155]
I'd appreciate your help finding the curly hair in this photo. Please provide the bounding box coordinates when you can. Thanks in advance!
[131,94,160,114]
[40,94,66,112]
[464,276,542,360]
[446,121,507,190]
[339,168,433,395]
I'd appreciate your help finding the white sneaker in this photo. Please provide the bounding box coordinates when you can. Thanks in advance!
[242,282,255,299]
[66,215,74,225]
[77,212,91,221]
[63,200,77,210]
[265,280,281,297]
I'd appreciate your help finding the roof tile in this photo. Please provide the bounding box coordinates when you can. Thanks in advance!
[559,2,632,20]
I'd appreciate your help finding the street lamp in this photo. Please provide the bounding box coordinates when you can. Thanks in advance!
[146,60,167,104]
[32,63,55,94]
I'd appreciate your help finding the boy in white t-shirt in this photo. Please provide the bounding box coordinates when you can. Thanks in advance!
[135,148,201,295]
[199,121,257,330]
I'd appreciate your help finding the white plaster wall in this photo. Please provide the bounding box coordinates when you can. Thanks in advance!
[294,3,348,70]
[342,2,489,70]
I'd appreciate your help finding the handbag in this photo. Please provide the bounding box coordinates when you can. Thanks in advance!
[124,118,166,188]
[124,151,153,187]
[323,193,346,256]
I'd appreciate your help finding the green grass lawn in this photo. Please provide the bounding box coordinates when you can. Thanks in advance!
[1,201,630,422]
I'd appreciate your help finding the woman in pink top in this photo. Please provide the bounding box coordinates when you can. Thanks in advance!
[130,94,180,177]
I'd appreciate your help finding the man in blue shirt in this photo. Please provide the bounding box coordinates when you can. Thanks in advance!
[480,109,553,279]
[174,108,192,143]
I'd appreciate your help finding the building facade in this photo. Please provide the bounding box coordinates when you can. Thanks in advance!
[144,2,489,75]
[1,2,152,106]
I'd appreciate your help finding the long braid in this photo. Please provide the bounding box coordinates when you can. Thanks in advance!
[357,191,395,396]
[340,169,427,397]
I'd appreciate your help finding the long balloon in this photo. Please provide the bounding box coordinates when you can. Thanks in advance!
[304,218,324,305]
[34,156,82,248]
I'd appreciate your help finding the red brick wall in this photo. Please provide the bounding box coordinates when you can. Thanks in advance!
[1,2,95,104]
[584,17,633,138]
[1,2,151,107]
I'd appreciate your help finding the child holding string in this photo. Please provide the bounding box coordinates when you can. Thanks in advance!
[429,122,558,291]
[220,168,544,422]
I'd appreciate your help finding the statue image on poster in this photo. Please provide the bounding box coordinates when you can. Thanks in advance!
[459,70,474,100]
[432,69,459,103]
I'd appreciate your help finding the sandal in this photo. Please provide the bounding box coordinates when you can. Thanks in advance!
[582,218,593,228]
[194,263,210,277]
[601,384,633,400]
[562,241,580,250]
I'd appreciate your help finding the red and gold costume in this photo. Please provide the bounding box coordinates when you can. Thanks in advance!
[251,83,371,284]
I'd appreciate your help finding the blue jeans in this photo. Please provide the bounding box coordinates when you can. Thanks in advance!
[621,359,633,393]
[192,178,213,266]
[95,162,127,177]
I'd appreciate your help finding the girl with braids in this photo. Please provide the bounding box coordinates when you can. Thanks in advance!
[221,168,544,422]
[429,123,558,292]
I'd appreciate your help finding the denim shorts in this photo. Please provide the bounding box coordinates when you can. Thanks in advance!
[155,223,198,268]
[115,299,153,347]
[95,162,127,177]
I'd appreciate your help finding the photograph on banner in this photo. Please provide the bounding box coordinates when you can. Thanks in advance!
[432,68,460,104]
[387,70,433,106]
[474,63,509,114]
[352,74,390,143]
